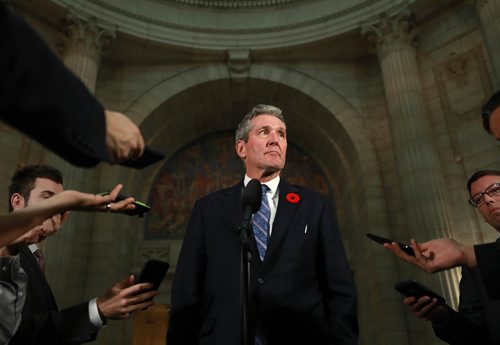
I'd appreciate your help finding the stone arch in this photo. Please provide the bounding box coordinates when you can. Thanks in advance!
[126,65,388,254]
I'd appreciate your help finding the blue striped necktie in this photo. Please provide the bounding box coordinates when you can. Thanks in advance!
[253,184,271,261]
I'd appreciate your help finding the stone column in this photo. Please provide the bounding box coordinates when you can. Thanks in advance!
[61,13,115,93]
[43,13,115,307]
[476,0,500,88]
[364,11,459,345]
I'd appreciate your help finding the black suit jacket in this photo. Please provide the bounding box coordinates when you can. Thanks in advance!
[9,246,99,345]
[0,4,109,167]
[168,180,358,345]
[433,266,500,345]
[475,238,500,299]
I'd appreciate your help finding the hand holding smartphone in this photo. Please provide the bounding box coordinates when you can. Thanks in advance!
[136,259,169,291]
[366,233,415,256]
[395,279,446,304]
[99,192,151,217]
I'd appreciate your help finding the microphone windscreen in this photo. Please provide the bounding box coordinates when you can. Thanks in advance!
[241,179,262,213]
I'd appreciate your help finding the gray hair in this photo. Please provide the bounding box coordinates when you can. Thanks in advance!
[235,104,286,143]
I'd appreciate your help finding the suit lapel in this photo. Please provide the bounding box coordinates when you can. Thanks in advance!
[19,245,58,310]
[226,181,245,233]
[264,181,300,264]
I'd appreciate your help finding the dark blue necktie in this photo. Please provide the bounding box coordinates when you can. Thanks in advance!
[252,184,270,261]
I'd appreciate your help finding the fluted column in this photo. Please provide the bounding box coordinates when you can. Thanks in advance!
[476,0,500,88]
[61,13,115,93]
[364,11,459,345]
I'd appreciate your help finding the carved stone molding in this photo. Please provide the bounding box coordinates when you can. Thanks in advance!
[435,46,493,127]
[227,49,251,81]
[139,242,170,263]
[476,0,490,11]
[443,54,470,89]
[85,0,381,34]
[171,0,297,8]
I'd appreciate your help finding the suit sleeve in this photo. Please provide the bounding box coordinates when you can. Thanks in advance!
[432,267,489,345]
[11,302,99,345]
[0,4,109,167]
[167,200,207,345]
[0,255,27,344]
[317,199,359,345]
[475,240,500,299]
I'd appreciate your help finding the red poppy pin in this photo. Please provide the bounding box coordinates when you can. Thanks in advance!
[286,192,300,204]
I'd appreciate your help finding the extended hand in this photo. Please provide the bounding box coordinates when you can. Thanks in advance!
[384,238,477,273]
[97,275,158,320]
[68,184,136,213]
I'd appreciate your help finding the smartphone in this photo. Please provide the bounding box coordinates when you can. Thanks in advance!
[99,192,151,217]
[366,233,415,256]
[135,259,170,291]
[395,279,446,304]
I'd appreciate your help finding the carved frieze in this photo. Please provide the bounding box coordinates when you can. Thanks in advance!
[435,46,493,126]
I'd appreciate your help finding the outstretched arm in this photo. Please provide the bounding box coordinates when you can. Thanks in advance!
[0,184,135,249]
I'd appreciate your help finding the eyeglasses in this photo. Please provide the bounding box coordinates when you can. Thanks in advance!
[469,183,500,207]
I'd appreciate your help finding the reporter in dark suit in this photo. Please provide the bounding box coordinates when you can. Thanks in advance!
[5,165,158,345]
[385,92,500,299]
[168,104,358,345]
[392,170,500,345]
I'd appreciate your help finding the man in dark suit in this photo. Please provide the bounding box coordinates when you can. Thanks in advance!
[385,92,500,299]
[394,170,500,344]
[5,165,158,345]
[0,3,144,167]
[168,104,358,345]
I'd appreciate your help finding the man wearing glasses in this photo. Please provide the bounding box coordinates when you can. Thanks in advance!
[386,92,500,301]
[393,170,500,345]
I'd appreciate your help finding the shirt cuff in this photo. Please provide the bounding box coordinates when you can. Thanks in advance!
[88,298,106,328]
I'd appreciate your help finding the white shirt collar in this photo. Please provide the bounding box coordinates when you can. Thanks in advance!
[243,174,280,197]
[28,243,39,254]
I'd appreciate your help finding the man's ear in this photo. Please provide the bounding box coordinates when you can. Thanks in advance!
[10,193,26,210]
[235,140,247,159]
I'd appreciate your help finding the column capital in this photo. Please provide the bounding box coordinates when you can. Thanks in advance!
[362,9,417,60]
[61,11,116,61]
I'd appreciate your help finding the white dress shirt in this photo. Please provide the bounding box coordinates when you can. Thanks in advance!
[244,175,280,235]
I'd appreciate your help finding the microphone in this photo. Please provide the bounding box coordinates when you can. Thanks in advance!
[240,179,262,233]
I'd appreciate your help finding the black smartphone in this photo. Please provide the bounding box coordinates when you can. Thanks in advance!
[366,233,415,256]
[99,192,151,217]
[135,259,170,291]
[119,146,165,169]
[395,279,446,304]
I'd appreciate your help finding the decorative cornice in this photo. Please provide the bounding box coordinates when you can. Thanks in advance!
[171,0,297,8]
[86,0,380,34]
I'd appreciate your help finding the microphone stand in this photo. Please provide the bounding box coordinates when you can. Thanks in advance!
[239,216,254,345]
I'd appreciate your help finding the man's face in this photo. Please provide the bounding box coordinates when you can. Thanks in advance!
[236,114,287,179]
[11,177,64,244]
[470,174,500,231]
[489,106,500,140]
